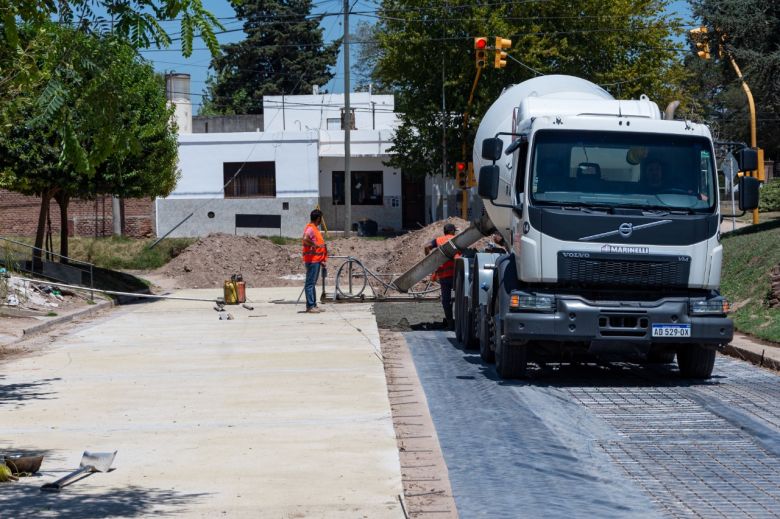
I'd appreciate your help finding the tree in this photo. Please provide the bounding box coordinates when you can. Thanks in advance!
[0,25,179,260]
[202,0,340,114]
[688,0,780,160]
[370,0,691,179]
[0,1,221,174]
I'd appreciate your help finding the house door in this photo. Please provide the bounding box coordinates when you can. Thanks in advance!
[402,172,426,229]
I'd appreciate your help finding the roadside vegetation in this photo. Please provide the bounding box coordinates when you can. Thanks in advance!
[10,236,194,271]
[720,219,780,343]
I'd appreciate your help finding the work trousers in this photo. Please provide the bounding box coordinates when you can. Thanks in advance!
[304,262,322,309]
[439,276,454,321]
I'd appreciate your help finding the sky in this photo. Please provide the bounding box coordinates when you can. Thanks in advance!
[138,0,694,114]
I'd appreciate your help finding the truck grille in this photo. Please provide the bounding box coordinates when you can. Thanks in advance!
[558,252,690,288]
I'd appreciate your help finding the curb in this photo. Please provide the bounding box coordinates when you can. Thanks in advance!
[722,343,780,372]
[21,299,114,339]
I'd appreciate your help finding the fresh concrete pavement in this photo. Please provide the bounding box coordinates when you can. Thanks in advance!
[0,288,404,518]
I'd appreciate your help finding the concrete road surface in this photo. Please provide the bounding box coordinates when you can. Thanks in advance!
[0,288,403,518]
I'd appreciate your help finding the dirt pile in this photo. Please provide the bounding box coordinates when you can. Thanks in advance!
[153,217,496,289]
[155,234,303,288]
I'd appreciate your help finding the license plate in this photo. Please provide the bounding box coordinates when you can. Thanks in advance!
[651,324,691,337]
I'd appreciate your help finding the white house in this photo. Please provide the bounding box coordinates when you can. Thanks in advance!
[155,77,430,238]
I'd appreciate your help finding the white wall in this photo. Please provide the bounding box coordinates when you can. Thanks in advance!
[173,131,320,198]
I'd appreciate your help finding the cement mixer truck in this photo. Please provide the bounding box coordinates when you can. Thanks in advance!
[392,75,761,380]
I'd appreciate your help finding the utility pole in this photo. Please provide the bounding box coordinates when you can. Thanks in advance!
[343,0,352,237]
[111,8,122,237]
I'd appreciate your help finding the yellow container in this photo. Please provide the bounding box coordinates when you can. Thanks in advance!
[223,280,238,305]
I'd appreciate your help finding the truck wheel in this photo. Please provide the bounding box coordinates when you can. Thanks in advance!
[462,306,477,350]
[454,273,464,343]
[677,345,716,379]
[495,336,528,379]
[646,349,676,364]
[478,305,495,363]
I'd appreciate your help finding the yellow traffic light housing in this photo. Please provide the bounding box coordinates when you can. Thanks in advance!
[494,37,512,69]
[474,37,488,69]
[467,162,476,187]
[689,27,711,60]
[456,162,467,189]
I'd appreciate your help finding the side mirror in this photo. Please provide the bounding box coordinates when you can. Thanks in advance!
[736,148,758,172]
[481,138,503,161]
[478,165,500,200]
[738,176,760,211]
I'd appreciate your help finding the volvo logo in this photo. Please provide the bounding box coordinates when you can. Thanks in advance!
[579,220,673,242]
[618,223,633,238]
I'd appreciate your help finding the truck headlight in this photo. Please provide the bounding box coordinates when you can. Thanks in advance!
[689,297,730,316]
[510,291,556,312]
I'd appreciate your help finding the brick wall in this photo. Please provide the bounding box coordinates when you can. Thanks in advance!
[0,189,155,238]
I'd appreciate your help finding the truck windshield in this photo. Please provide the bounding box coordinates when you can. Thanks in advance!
[529,130,716,212]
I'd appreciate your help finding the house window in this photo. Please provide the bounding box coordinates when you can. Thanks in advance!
[223,162,276,198]
[332,171,383,205]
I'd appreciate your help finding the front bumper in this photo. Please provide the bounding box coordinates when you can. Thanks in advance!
[504,296,733,345]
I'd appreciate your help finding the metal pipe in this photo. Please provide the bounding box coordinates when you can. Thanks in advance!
[391,215,495,292]
[727,54,759,225]
[664,100,680,120]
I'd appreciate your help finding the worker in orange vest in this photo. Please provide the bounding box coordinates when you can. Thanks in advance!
[424,223,459,330]
[302,209,328,313]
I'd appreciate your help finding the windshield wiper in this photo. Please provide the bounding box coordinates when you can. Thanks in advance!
[616,203,695,215]
[559,202,613,213]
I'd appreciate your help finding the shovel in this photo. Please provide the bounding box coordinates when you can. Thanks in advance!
[40,451,116,492]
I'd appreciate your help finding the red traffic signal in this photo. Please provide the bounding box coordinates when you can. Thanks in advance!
[456,162,467,188]
[474,37,488,69]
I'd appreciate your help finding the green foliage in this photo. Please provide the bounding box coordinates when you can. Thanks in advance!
[77,237,195,270]
[11,235,196,270]
[759,181,780,212]
[202,0,341,114]
[0,24,179,256]
[0,1,222,172]
[0,1,222,56]
[371,0,691,179]
[720,219,780,342]
[688,0,780,159]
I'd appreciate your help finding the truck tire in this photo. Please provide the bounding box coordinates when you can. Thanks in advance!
[478,305,495,363]
[462,300,477,351]
[495,336,528,379]
[454,272,464,343]
[677,345,716,379]
[646,349,676,364]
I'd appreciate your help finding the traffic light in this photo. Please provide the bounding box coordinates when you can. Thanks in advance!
[467,162,476,187]
[474,37,488,69]
[456,162,467,189]
[494,37,512,69]
[689,27,711,60]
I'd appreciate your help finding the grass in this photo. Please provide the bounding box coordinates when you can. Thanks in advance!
[720,219,780,343]
[46,311,58,317]
[8,236,195,271]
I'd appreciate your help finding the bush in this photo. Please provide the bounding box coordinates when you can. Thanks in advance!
[759,180,780,212]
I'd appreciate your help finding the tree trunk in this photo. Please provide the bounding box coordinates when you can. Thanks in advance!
[34,188,56,271]
[55,192,70,261]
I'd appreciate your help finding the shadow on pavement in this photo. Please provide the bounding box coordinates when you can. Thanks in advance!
[439,334,723,388]
[0,484,210,518]
[0,376,59,407]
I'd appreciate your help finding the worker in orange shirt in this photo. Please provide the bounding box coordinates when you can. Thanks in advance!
[302,209,328,313]
[424,223,459,330]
